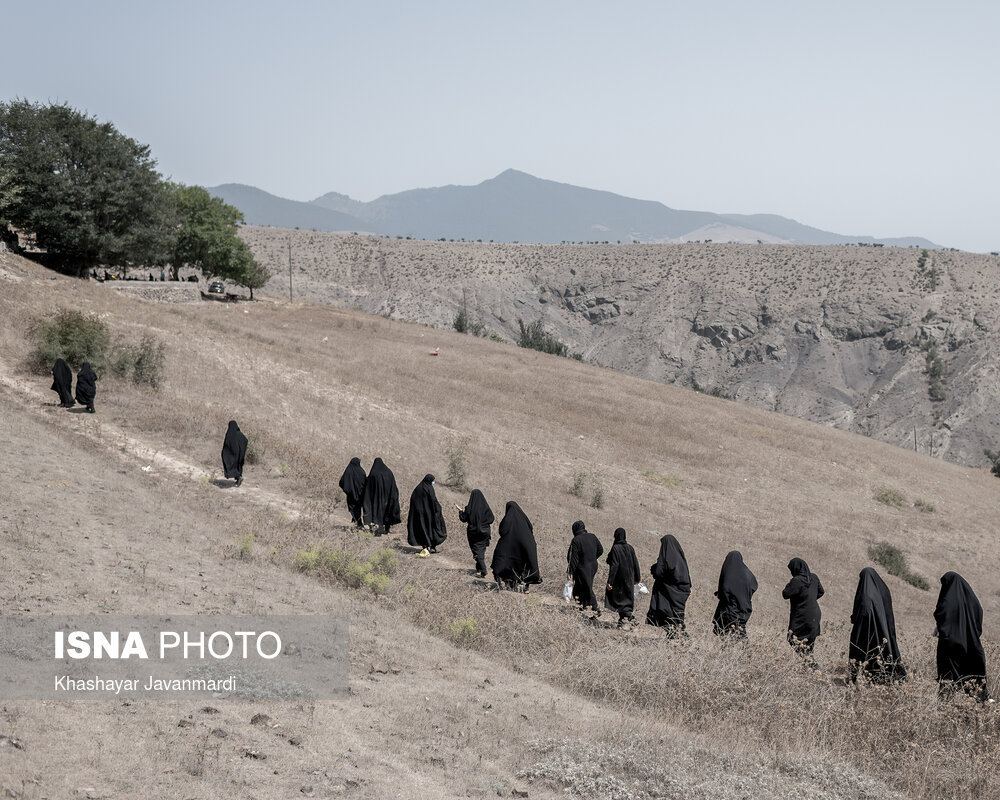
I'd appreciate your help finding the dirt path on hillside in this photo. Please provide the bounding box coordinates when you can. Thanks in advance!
[0,355,301,520]
[0,353,667,641]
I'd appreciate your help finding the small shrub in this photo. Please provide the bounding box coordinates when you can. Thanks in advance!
[448,617,479,645]
[590,486,604,509]
[868,541,906,575]
[913,498,935,513]
[642,470,685,489]
[368,548,398,576]
[985,449,1000,478]
[517,318,568,357]
[569,472,586,497]
[873,486,905,508]
[110,335,166,387]
[453,310,486,337]
[293,542,322,572]
[28,309,111,373]
[277,462,291,477]
[293,543,395,596]
[445,440,469,490]
[130,335,166,387]
[244,432,265,465]
[692,379,732,399]
[904,572,931,590]
[868,540,929,590]
[235,532,254,561]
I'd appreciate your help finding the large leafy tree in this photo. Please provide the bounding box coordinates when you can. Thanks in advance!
[0,99,174,275]
[169,183,270,296]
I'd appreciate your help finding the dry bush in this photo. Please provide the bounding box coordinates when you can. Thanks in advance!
[873,486,906,508]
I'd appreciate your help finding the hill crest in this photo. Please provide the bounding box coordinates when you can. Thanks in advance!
[209,170,942,247]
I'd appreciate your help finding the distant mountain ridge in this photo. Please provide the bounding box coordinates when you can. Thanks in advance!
[209,169,941,247]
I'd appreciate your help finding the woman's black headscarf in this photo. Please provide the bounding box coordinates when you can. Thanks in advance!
[460,489,494,575]
[51,358,74,406]
[221,420,248,481]
[407,474,447,550]
[490,501,541,587]
[849,567,906,684]
[75,362,97,408]
[567,521,604,611]
[338,457,367,525]
[935,571,989,699]
[362,457,401,533]
[460,489,494,534]
[712,550,758,636]
[605,528,641,617]
[646,534,691,630]
[782,557,825,644]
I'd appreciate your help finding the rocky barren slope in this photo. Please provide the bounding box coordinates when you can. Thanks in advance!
[243,227,1000,466]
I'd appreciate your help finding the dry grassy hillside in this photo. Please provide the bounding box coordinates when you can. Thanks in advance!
[241,227,1000,468]
[2,248,1000,798]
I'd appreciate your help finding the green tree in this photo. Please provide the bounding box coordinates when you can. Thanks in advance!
[170,184,239,277]
[0,99,174,276]
[234,249,271,300]
[169,183,270,296]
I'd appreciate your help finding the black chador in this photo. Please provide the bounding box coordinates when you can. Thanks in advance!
[935,571,989,701]
[712,551,758,637]
[75,362,97,413]
[458,489,494,577]
[490,501,541,590]
[782,558,824,654]
[567,521,604,612]
[646,534,691,635]
[849,567,907,684]
[407,474,447,554]
[361,457,401,535]
[338,457,367,527]
[51,358,74,407]
[221,420,248,486]
[605,528,641,626]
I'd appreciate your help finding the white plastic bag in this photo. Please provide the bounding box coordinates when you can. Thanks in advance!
[563,580,573,602]
[635,582,649,596]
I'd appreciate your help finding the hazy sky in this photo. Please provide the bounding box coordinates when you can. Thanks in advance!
[3,1,998,251]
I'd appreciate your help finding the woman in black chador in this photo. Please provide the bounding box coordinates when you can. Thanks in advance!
[361,457,401,535]
[712,551,758,638]
[407,474,447,557]
[51,358,74,407]
[490,501,541,591]
[338,457,367,527]
[456,489,494,577]
[934,571,990,701]
[75,362,97,413]
[849,567,907,684]
[566,521,604,613]
[782,557,825,655]
[221,420,248,487]
[605,528,641,628]
[646,534,692,636]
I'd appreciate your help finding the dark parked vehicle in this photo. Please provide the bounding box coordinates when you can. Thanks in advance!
[208,280,225,294]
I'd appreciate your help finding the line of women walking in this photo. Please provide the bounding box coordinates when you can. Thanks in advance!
[338,457,991,702]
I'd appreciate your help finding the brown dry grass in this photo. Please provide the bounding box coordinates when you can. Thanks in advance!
[2,248,1000,797]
